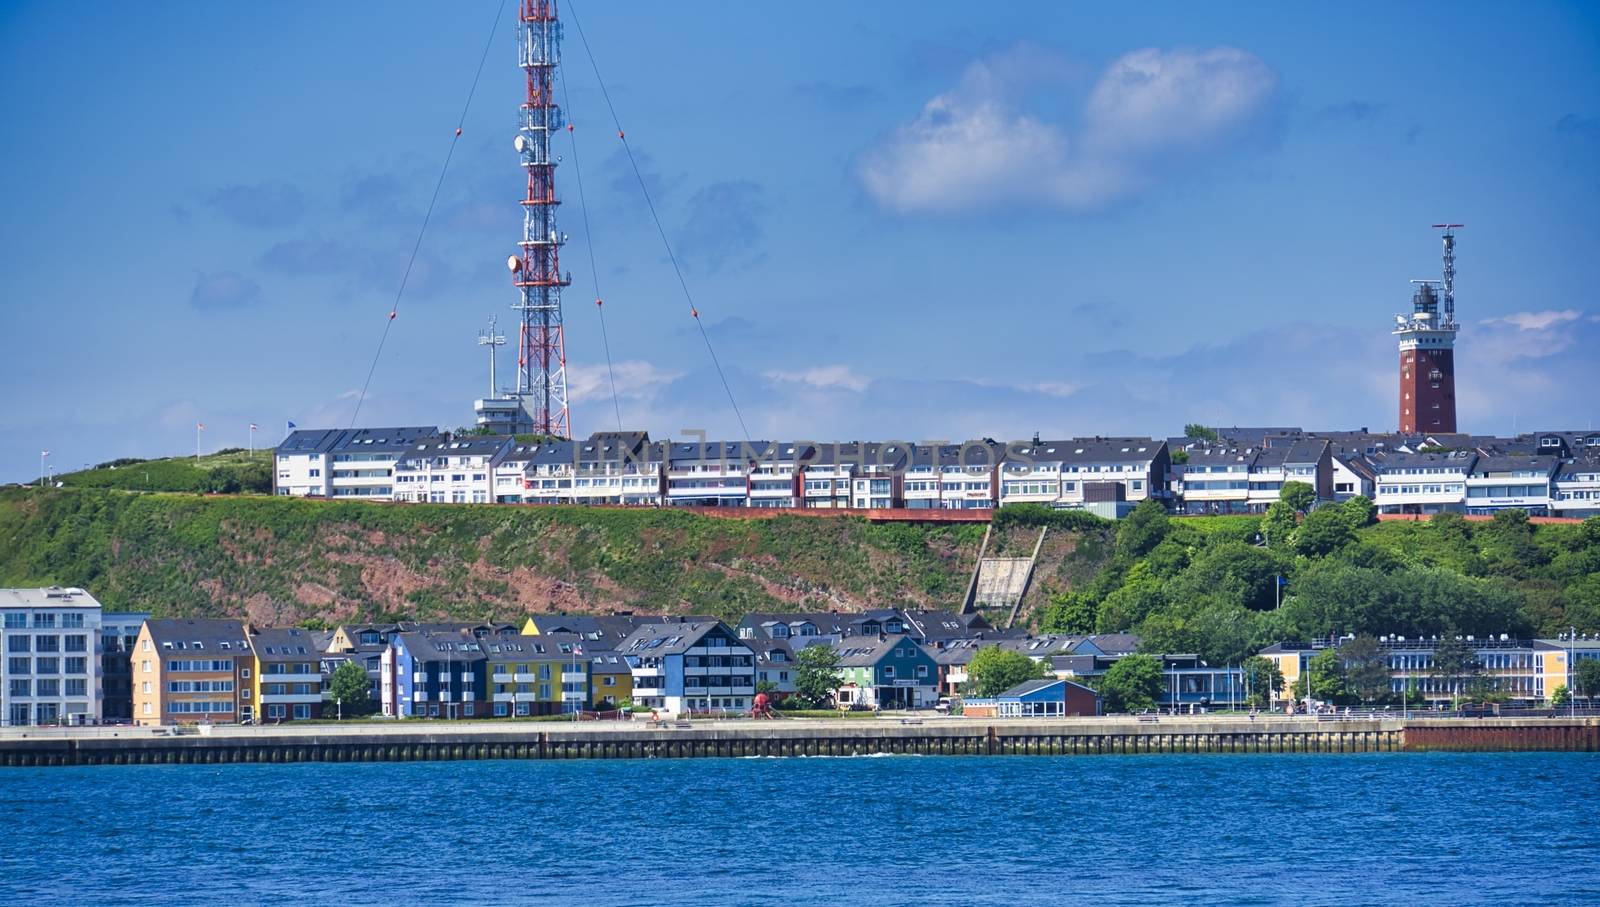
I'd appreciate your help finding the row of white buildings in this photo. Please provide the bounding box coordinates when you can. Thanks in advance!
[272,426,1600,519]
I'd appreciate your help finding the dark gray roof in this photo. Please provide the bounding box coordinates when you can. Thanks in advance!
[330,426,440,454]
[618,620,746,657]
[833,634,929,667]
[393,630,487,661]
[997,677,1065,699]
[1371,450,1477,473]
[249,627,320,661]
[399,435,513,460]
[276,429,344,455]
[1470,455,1558,477]
[143,618,250,651]
[1182,447,1258,468]
[481,632,589,659]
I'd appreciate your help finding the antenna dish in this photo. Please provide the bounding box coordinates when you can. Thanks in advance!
[513,135,527,153]
[506,255,522,272]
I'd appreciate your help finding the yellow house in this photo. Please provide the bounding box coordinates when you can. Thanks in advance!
[589,651,632,708]
[482,633,590,716]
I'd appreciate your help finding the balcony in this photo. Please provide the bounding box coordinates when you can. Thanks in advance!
[561,672,585,683]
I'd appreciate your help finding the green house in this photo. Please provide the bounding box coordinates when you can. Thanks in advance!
[833,634,939,709]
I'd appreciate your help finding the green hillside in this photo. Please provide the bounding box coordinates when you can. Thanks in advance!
[0,486,1594,664]
[0,487,985,625]
[53,449,271,494]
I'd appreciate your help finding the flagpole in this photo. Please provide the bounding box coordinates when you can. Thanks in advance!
[249,424,255,457]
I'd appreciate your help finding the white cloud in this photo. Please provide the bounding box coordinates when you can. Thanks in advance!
[858,45,1276,213]
[764,365,870,393]
[1481,309,1581,332]
[1469,310,1585,365]
[566,360,683,403]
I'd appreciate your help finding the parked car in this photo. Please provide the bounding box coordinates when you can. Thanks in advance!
[934,698,952,715]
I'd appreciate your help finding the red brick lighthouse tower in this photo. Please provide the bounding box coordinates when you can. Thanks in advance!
[1396,225,1462,434]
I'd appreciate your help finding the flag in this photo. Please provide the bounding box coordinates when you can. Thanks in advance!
[286,421,297,431]
[196,422,206,431]
[249,423,258,431]
[574,643,584,656]
[41,449,49,457]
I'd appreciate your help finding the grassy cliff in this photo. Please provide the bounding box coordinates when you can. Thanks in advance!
[0,487,988,625]
[2,486,1593,662]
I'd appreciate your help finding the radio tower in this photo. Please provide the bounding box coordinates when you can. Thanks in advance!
[505,0,570,438]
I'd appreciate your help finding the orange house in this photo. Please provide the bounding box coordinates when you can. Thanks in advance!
[132,619,256,726]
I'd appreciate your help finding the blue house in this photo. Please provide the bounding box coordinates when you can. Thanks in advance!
[835,634,940,709]
[383,631,490,719]
[969,677,1102,717]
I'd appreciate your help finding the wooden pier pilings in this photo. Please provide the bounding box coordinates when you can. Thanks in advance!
[0,717,1592,767]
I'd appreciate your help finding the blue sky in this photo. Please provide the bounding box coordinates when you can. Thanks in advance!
[2,1,1597,481]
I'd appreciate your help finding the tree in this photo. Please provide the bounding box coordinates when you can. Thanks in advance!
[1241,656,1284,709]
[1290,648,1348,704]
[1551,685,1571,709]
[1279,481,1315,514]
[1038,591,1095,634]
[1261,500,1299,552]
[1099,654,1163,713]
[1343,495,1377,527]
[1575,659,1600,701]
[1338,634,1390,705]
[794,644,843,707]
[1294,506,1357,558]
[965,646,1047,698]
[328,660,372,718]
[1184,423,1220,443]
[1117,499,1170,561]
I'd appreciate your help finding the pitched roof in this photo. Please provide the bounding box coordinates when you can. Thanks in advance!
[249,627,321,661]
[143,618,250,651]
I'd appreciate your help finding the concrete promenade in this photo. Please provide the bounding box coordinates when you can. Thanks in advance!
[0,715,1594,765]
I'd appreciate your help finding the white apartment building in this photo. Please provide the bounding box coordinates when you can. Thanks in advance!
[1176,447,1256,514]
[1465,455,1558,517]
[1,587,103,726]
[664,441,763,507]
[275,426,439,500]
[1000,438,1170,510]
[1553,455,1600,519]
[1373,450,1474,514]
[799,443,860,508]
[272,428,342,497]
[1330,450,1377,501]
[393,435,511,504]
[748,443,811,509]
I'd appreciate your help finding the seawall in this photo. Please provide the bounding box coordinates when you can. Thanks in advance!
[1,717,1595,766]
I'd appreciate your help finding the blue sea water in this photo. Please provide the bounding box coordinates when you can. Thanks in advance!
[2,752,1596,905]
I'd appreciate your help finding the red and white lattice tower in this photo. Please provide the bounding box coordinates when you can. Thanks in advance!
[505,0,570,437]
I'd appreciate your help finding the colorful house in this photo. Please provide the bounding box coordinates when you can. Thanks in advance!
[588,651,632,708]
[964,677,1102,718]
[834,634,939,709]
[482,633,591,716]
[248,627,324,722]
[618,620,756,716]
[132,619,254,726]
[383,630,489,718]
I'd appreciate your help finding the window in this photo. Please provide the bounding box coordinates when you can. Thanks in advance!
[65,679,86,697]
[65,656,86,674]
[33,614,55,629]
[141,659,151,673]
[65,635,87,653]
[3,614,25,629]
[293,704,311,720]
[62,613,84,629]
[35,657,57,674]
[7,636,29,653]
[34,636,58,653]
